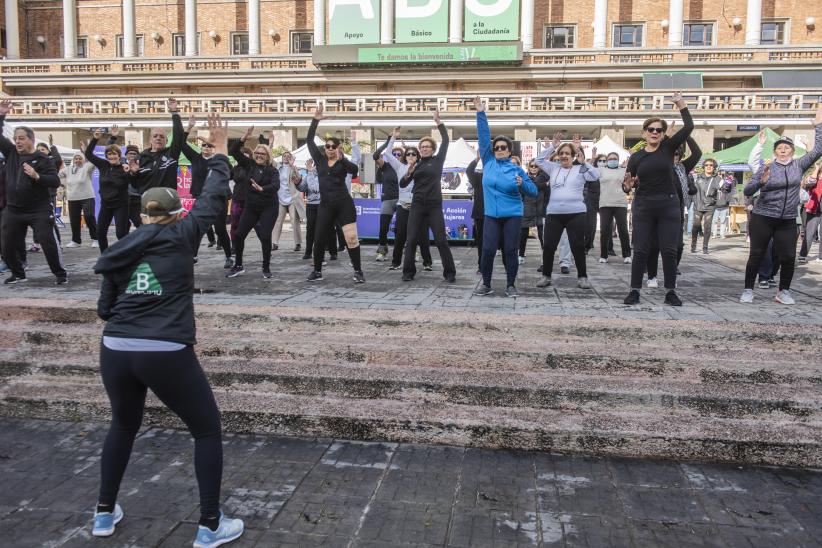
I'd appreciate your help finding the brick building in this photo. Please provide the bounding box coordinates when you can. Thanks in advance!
[0,0,820,152]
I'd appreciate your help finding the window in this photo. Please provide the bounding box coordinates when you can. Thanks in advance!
[761,21,786,45]
[290,31,313,53]
[172,33,200,56]
[1,28,6,50]
[231,33,249,55]
[613,24,643,47]
[543,25,575,48]
[76,37,88,58]
[683,23,714,46]
[115,35,145,56]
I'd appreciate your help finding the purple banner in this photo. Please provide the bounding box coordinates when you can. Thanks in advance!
[354,198,476,241]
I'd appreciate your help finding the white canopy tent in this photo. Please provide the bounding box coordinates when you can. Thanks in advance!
[590,135,630,163]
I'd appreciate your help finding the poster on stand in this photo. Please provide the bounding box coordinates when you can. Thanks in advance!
[354,198,476,241]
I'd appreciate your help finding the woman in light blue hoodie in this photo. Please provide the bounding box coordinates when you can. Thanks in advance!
[472,97,538,298]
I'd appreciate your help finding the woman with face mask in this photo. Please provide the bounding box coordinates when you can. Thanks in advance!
[740,107,822,304]
[597,152,631,264]
[622,91,692,306]
[534,133,600,289]
[520,160,547,265]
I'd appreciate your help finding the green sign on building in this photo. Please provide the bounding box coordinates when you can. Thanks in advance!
[395,0,449,43]
[328,0,381,45]
[357,43,520,63]
[464,0,520,42]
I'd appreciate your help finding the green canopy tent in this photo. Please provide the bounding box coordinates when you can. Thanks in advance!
[708,128,807,172]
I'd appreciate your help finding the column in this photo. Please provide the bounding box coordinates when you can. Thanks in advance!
[4,0,21,59]
[592,0,607,48]
[667,0,684,47]
[248,0,260,54]
[63,0,77,58]
[449,0,463,43]
[745,0,762,45]
[184,0,197,56]
[599,127,625,147]
[520,0,534,51]
[313,0,326,46]
[380,0,393,44]
[122,0,137,57]
[690,128,714,155]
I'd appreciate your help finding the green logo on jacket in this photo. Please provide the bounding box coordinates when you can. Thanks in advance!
[125,262,163,296]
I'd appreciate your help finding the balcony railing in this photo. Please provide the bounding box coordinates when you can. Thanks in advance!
[0,46,820,77]
[4,91,820,120]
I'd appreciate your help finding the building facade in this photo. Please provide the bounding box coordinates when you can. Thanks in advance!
[0,0,820,154]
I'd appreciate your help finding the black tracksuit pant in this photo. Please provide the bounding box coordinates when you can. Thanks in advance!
[128,196,142,229]
[392,206,432,267]
[599,207,631,259]
[403,201,455,278]
[97,202,130,252]
[305,203,339,257]
[630,194,681,290]
[744,213,797,291]
[68,198,98,244]
[542,213,587,278]
[233,202,278,270]
[98,344,222,521]
[1,206,67,279]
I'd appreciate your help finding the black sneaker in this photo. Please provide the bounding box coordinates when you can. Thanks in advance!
[389,263,401,270]
[338,243,346,252]
[307,270,323,282]
[402,273,413,282]
[272,243,279,251]
[223,257,234,269]
[4,274,27,285]
[504,285,518,298]
[560,266,570,275]
[623,289,640,305]
[207,241,216,248]
[474,285,493,296]
[302,253,312,260]
[192,257,199,264]
[226,265,245,278]
[423,264,434,271]
[294,244,301,252]
[329,254,338,261]
[353,270,365,284]
[664,290,682,307]
[262,269,272,279]
[55,276,68,286]
[445,273,456,283]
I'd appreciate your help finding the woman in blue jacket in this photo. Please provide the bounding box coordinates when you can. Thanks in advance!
[472,97,538,298]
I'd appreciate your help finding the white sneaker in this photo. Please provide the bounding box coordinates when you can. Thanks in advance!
[623,256,632,264]
[646,277,658,288]
[66,241,81,248]
[518,256,525,265]
[577,277,591,289]
[739,289,754,303]
[774,289,795,305]
[814,258,822,263]
[598,257,607,264]
[90,240,99,248]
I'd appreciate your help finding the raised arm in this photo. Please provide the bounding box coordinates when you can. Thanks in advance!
[433,110,449,162]
[230,127,254,169]
[798,112,822,172]
[682,136,702,173]
[373,128,398,161]
[748,131,766,172]
[535,133,561,174]
[167,98,184,160]
[665,92,694,151]
[84,135,108,170]
[351,141,361,166]
[475,98,493,164]
[0,100,14,156]
[306,104,325,165]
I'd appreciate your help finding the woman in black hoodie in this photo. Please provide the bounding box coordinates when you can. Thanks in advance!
[91,114,244,547]
[85,127,133,252]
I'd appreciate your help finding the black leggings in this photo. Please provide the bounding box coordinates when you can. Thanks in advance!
[542,213,587,278]
[403,202,455,278]
[392,206,432,267]
[98,344,222,520]
[68,198,98,243]
[128,196,142,229]
[473,217,484,269]
[584,202,598,251]
[647,221,685,280]
[313,196,359,272]
[232,202,278,269]
[599,207,631,259]
[630,195,681,290]
[744,213,797,290]
[691,207,716,250]
[97,203,130,252]
[305,203,339,257]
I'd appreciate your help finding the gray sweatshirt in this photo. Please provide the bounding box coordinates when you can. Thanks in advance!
[297,170,321,205]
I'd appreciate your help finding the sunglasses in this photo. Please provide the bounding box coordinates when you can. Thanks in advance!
[405,152,418,157]
[253,152,267,157]
[201,143,214,148]
[528,165,538,169]
[392,152,403,157]
[645,127,664,134]
[325,143,338,150]
[493,145,509,152]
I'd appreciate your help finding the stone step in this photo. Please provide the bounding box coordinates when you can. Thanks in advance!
[0,377,818,468]
[3,356,819,421]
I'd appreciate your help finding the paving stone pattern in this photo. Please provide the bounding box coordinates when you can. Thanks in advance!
[5,227,822,326]
[0,418,820,548]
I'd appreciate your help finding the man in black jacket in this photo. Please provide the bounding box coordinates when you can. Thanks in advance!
[0,99,67,284]
[131,98,185,194]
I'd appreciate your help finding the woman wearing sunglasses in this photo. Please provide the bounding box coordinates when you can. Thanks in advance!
[400,109,456,282]
[227,126,280,279]
[305,103,364,283]
[534,133,600,289]
[377,127,433,270]
[372,128,404,261]
[472,97,537,297]
[622,91,692,306]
